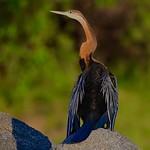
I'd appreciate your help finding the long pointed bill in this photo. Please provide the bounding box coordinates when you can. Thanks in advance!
[50,11,68,16]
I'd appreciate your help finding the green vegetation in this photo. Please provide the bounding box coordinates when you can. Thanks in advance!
[0,0,149,149]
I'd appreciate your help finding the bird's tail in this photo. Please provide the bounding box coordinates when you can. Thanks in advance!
[94,112,109,130]
[63,120,96,144]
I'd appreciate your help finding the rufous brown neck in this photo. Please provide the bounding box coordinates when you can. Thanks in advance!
[77,14,97,66]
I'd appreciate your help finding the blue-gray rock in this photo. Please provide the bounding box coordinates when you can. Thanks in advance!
[0,112,139,150]
[0,112,52,150]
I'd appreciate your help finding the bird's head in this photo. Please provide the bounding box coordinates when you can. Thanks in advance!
[50,10,84,21]
[51,10,97,70]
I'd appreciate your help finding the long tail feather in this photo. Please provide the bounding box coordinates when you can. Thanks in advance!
[63,121,96,144]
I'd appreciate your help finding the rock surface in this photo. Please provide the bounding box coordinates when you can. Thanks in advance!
[0,112,139,150]
[56,129,139,150]
[0,113,16,150]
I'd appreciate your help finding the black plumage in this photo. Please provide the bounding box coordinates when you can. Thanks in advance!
[66,59,118,140]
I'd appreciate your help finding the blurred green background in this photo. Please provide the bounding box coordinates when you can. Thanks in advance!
[0,0,150,149]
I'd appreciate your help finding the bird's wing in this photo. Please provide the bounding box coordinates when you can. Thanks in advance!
[67,73,86,137]
[100,72,118,130]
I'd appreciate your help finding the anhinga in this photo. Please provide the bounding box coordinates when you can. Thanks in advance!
[51,10,118,144]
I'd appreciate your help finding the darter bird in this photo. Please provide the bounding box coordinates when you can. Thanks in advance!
[51,10,118,144]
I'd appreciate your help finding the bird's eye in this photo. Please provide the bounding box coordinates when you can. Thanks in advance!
[69,10,72,14]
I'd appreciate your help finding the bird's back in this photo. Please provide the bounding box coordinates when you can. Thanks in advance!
[65,60,118,142]
[78,62,108,123]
